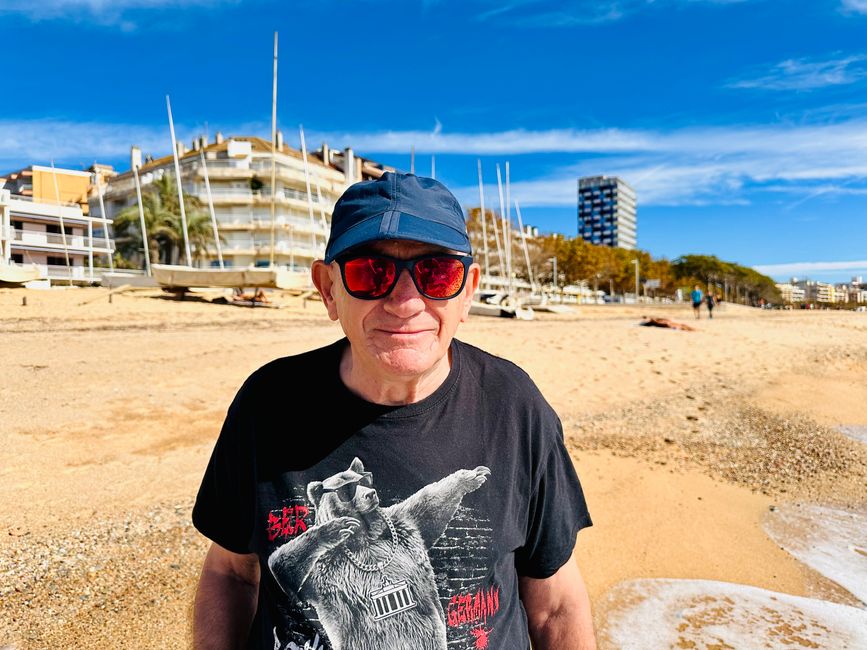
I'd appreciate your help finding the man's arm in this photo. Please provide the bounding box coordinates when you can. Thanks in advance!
[193,541,261,650]
[519,557,596,650]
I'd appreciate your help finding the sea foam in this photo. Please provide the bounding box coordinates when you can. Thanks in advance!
[602,578,867,649]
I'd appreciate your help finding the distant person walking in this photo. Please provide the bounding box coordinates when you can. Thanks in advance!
[691,285,703,319]
[706,292,716,319]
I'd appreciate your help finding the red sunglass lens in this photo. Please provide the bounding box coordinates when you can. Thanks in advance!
[414,257,465,298]
[343,257,396,297]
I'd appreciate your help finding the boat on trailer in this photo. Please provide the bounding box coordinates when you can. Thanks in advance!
[150,264,309,291]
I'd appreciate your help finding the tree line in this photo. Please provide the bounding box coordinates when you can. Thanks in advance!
[465,208,781,305]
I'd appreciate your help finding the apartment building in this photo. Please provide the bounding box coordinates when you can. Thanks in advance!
[775,282,806,303]
[0,175,115,283]
[3,164,93,215]
[577,176,637,250]
[96,133,393,271]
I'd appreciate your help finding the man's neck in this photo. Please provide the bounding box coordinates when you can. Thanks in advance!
[339,344,452,406]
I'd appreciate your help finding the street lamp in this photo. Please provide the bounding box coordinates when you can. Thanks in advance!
[549,256,558,291]
[631,259,639,303]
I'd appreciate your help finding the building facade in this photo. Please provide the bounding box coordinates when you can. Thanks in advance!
[96,134,393,271]
[577,176,637,250]
[775,282,806,304]
[0,181,114,283]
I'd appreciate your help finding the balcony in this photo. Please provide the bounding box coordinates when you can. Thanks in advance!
[7,229,114,252]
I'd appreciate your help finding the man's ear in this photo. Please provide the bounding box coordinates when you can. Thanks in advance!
[311,260,340,321]
[307,481,324,508]
[459,263,481,323]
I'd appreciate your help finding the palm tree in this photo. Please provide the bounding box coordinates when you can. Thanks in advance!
[112,174,221,267]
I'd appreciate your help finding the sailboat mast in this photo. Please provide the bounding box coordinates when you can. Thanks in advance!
[166,95,192,266]
[514,200,535,290]
[269,31,279,268]
[476,160,490,289]
[299,125,317,250]
[94,170,114,272]
[315,177,328,235]
[495,164,507,289]
[199,149,224,269]
[505,161,513,296]
[50,160,73,286]
[132,162,152,276]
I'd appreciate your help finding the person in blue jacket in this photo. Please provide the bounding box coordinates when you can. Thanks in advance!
[691,285,703,319]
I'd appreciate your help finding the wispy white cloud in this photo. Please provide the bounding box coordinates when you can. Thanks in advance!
[841,0,867,15]
[753,260,867,278]
[0,118,215,169]
[727,54,867,91]
[473,0,753,27]
[6,117,867,209]
[309,121,867,158]
[311,119,867,205]
[0,0,237,27]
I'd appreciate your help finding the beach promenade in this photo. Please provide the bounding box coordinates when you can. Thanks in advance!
[1,288,865,648]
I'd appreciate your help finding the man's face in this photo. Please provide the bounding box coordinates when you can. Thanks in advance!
[312,239,481,379]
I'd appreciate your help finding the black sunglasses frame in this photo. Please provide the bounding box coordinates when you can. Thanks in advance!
[335,252,473,301]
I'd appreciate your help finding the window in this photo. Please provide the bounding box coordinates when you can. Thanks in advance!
[12,254,23,263]
[46,224,74,235]
[47,256,68,265]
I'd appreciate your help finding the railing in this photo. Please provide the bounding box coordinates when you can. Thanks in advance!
[220,239,325,254]
[7,229,115,251]
[202,187,321,203]
[7,193,81,208]
[217,216,327,232]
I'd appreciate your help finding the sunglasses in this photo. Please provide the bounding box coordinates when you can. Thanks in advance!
[336,252,473,300]
[323,474,374,502]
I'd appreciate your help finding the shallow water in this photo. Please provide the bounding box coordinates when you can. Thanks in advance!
[602,578,867,649]
[838,424,867,445]
[764,503,867,606]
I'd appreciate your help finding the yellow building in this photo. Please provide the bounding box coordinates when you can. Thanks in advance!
[3,165,93,215]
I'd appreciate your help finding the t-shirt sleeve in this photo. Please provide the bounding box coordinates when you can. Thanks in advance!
[514,416,592,579]
[192,386,257,555]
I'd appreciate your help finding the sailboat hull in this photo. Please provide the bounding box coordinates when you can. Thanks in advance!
[151,264,310,290]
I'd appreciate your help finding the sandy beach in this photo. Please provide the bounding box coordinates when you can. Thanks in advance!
[2,287,866,648]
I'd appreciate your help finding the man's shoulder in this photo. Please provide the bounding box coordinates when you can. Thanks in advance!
[454,338,549,404]
[236,338,343,402]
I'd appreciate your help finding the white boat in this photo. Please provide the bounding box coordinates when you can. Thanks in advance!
[0,262,46,286]
[470,290,534,320]
[522,293,577,314]
[151,264,310,290]
[100,271,159,288]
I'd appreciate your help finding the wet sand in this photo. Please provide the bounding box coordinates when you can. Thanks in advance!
[1,288,866,647]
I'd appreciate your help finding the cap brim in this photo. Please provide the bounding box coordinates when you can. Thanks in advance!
[324,212,472,263]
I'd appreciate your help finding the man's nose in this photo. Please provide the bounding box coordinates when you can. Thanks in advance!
[383,268,425,312]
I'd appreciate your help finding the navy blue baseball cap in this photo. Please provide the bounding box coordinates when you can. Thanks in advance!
[324,171,473,263]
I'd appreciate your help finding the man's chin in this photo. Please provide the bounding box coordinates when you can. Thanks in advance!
[375,347,439,376]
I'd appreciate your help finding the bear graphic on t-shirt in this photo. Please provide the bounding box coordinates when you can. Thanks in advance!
[267,457,490,650]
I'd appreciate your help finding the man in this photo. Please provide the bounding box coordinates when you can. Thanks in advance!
[691,284,704,319]
[192,172,595,649]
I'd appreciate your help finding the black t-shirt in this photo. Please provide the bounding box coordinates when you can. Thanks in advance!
[193,336,591,650]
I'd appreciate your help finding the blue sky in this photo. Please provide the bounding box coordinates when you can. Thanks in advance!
[1,0,866,282]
